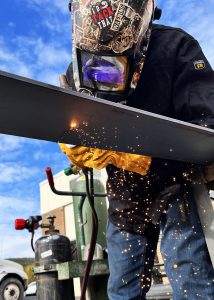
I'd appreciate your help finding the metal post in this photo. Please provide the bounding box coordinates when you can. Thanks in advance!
[191,168,214,266]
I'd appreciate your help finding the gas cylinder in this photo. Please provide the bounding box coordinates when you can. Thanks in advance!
[71,174,108,259]
[71,173,109,300]
[35,216,75,300]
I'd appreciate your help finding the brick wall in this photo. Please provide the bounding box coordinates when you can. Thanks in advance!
[42,207,65,235]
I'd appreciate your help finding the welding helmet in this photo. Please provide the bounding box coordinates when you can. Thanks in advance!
[69,0,161,102]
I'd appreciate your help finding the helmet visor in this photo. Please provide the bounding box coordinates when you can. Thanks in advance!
[78,50,129,92]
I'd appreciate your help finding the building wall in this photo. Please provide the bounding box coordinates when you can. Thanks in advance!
[64,204,76,241]
[42,206,65,236]
[40,170,73,215]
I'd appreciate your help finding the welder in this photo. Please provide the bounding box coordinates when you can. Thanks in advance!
[59,0,214,299]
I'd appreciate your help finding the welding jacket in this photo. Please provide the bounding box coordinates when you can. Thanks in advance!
[107,24,214,233]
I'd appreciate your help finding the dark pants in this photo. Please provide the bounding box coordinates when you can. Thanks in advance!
[106,193,214,300]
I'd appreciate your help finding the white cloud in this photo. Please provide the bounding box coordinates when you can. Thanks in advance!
[14,0,71,42]
[34,39,70,68]
[0,135,48,163]
[34,68,60,85]
[0,228,41,259]
[0,234,35,259]
[43,19,70,34]
[0,34,70,84]
[51,0,70,14]
[8,22,16,28]
[0,49,14,61]
[0,42,32,78]
[33,150,62,162]
[0,135,24,152]
[26,0,69,15]
[0,163,39,184]
[0,196,38,217]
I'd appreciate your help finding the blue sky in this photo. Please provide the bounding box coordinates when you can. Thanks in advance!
[0,0,214,258]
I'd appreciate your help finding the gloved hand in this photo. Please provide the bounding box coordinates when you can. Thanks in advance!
[59,144,152,176]
[59,74,70,89]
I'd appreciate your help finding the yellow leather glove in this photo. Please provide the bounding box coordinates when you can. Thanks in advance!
[59,144,152,176]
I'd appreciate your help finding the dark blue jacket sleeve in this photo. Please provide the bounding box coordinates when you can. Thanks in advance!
[172,37,214,129]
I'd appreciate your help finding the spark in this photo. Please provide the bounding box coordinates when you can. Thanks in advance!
[70,120,78,129]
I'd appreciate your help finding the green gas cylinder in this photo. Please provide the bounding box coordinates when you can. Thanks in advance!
[70,173,109,300]
[70,174,108,260]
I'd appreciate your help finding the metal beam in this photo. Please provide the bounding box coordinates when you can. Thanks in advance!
[0,70,214,164]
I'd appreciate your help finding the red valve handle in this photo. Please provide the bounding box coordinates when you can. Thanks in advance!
[46,167,55,188]
[15,219,26,230]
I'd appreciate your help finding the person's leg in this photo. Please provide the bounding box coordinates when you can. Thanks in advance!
[160,189,214,300]
[106,220,159,300]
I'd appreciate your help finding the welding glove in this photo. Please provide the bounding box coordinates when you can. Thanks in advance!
[59,74,70,89]
[59,144,152,176]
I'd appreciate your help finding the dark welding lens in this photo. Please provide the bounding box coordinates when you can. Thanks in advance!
[79,51,129,92]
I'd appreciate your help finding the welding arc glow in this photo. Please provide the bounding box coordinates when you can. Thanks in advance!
[70,120,78,129]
